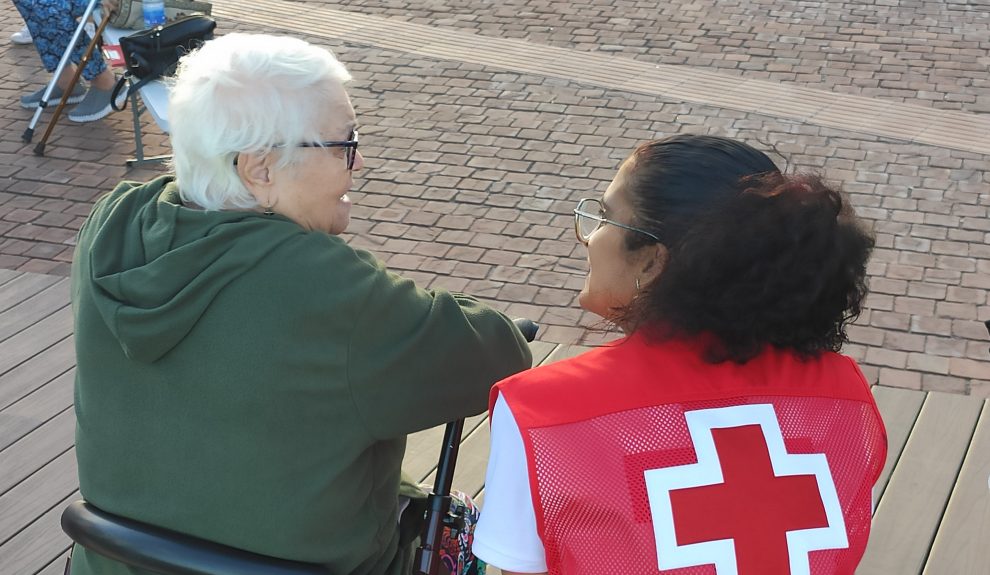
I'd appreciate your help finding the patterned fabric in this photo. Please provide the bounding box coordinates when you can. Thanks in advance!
[14,0,107,80]
[441,491,486,575]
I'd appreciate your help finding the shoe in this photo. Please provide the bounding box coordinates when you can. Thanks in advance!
[68,86,117,123]
[11,26,32,45]
[20,84,87,109]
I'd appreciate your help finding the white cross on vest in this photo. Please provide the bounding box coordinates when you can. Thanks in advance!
[644,404,848,575]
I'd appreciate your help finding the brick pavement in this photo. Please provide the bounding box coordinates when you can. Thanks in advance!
[310,0,990,114]
[0,1,987,394]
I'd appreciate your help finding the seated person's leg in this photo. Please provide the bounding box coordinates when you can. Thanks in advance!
[15,0,91,107]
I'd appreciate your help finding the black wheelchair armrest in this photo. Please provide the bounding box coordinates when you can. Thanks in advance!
[61,500,332,575]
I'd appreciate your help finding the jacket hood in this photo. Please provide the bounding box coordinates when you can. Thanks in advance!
[80,176,301,362]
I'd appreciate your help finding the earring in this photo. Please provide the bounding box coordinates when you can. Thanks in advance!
[636,277,641,290]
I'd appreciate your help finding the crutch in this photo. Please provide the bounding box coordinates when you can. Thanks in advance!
[33,10,113,156]
[21,0,101,145]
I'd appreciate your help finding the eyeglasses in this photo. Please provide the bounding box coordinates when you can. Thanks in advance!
[573,198,661,245]
[232,129,360,170]
[298,128,360,171]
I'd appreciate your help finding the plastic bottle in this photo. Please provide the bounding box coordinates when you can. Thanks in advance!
[143,0,166,28]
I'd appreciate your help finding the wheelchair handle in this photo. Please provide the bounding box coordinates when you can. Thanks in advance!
[514,318,539,343]
[61,500,331,575]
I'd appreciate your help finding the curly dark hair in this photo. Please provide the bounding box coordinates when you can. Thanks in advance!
[615,135,874,363]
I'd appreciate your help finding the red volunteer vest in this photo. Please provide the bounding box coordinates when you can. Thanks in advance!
[493,333,886,575]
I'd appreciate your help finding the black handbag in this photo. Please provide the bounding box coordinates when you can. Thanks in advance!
[111,15,216,111]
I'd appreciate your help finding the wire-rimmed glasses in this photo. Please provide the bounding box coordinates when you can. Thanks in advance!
[573,198,661,245]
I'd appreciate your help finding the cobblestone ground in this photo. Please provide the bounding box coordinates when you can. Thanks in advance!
[0,1,987,394]
[315,0,990,113]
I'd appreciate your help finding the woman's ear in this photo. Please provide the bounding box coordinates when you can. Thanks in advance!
[236,152,272,188]
[639,243,669,285]
[236,152,277,208]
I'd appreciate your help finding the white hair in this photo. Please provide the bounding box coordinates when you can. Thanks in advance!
[167,33,352,210]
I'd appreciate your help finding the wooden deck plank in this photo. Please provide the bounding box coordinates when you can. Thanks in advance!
[421,414,492,499]
[36,550,72,575]
[923,399,990,574]
[0,272,61,315]
[0,369,75,451]
[0,447,77,544]
[0,278,70,343]
[463,421,493,500]
[0,407,76,496]
[405,412,488,484]
[404,425,458,483]
[0,269,21,287]
[0,306,73,377]
[858,392,984,575]
[0,336,76,412]
[526,341,560,368]
[871,385,926,507]
[0,489,78,575]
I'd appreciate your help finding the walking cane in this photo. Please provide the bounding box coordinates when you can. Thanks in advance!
[34,9,113,156]
[414,318,539,575]
[22,0,102,145]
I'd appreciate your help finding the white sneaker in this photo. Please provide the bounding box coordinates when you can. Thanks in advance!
[11,26,32,45]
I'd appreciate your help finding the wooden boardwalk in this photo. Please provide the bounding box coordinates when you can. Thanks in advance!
[1,270,988,574]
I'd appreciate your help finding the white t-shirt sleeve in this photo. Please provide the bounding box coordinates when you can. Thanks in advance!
[473,395,548,572]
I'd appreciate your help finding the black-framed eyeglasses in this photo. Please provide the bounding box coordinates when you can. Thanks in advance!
[297,128,360,171]
[573,198,661,245]
[232,129,360,170]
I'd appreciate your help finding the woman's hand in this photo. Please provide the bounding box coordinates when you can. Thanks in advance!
[102,0,120,15]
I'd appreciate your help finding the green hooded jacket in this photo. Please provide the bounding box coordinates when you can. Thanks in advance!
[69,176,533,574]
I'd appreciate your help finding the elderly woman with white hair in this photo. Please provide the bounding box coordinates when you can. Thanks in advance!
[69,33,532,575]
